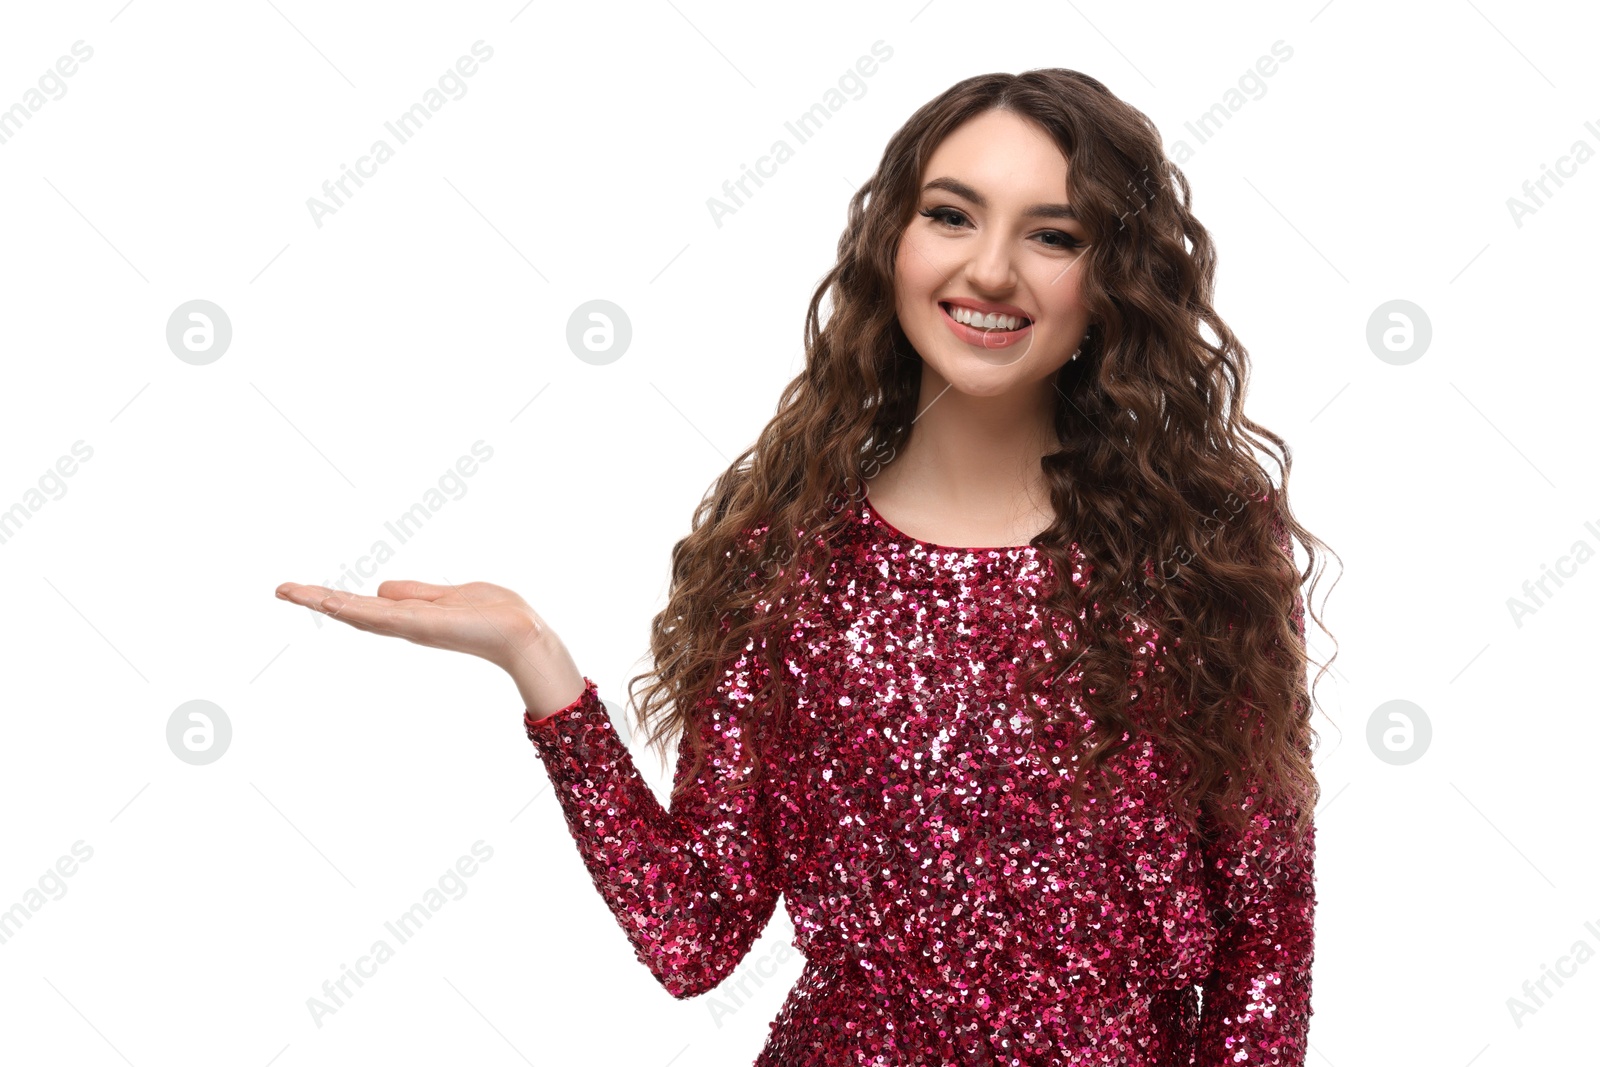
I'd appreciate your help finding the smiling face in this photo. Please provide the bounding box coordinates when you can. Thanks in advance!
[893,107,1093,398]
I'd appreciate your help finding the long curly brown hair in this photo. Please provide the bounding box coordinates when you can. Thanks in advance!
[622,68,1337,843]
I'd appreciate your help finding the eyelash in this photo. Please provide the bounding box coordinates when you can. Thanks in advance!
[919,206,1085,251]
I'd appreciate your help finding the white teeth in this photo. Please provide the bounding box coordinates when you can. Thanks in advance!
[946,304,1027,331]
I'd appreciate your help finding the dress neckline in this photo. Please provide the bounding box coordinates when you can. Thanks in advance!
[860,490,1041,555]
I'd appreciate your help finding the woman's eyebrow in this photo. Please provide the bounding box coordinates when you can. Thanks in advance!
[922,176,1078,221]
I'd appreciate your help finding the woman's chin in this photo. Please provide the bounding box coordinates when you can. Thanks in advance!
[925,361,1029,398]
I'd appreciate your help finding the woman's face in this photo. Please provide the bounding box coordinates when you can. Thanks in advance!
[893,108,1093,398]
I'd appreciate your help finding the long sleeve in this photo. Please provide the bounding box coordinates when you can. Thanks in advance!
[1193,765,1316,1063]
[523,651,781,999]
[1194,506,1316,1064]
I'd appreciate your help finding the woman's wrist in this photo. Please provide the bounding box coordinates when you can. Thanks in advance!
[524,676,592,727]
[522,674,588,722]
[491,623,585,719]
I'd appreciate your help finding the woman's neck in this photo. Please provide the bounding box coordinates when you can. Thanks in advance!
[865,367,1058,546]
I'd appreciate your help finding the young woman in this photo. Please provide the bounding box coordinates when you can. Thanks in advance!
[278,68,1330,1066]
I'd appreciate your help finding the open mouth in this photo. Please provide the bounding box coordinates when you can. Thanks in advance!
[939,301,1033,332]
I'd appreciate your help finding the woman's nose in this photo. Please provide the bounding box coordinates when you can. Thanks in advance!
[964,235,1016,290]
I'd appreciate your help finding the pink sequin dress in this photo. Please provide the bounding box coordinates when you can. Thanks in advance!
[525,493,1315,1066]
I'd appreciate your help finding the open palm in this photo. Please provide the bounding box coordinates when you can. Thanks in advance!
[274,579,583,716]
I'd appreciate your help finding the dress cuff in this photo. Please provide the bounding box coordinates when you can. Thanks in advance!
[524,676,600,737]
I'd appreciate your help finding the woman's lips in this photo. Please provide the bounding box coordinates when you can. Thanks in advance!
[939,301,1033,350]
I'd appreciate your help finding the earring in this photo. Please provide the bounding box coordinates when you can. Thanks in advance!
[1070,325,1093,361]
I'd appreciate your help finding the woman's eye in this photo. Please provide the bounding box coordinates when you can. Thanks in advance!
[918,207,1084,250]
[1039,230,1086,250]
[920,206,967,228]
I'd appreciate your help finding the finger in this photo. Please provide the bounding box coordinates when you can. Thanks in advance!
[319,605,461,651]
[314,609,394,638]
[283,588,415,639]
[321,592,462,648]
[375,579,461,603]
[313,589,400,625]
[277,583,352,608]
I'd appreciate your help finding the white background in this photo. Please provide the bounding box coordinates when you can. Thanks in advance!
[1,0,1596,1064]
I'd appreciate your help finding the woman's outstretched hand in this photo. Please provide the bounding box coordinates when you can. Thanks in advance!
[273,579,586,720]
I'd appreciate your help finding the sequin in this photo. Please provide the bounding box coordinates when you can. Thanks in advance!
[525,493,1315,1066]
